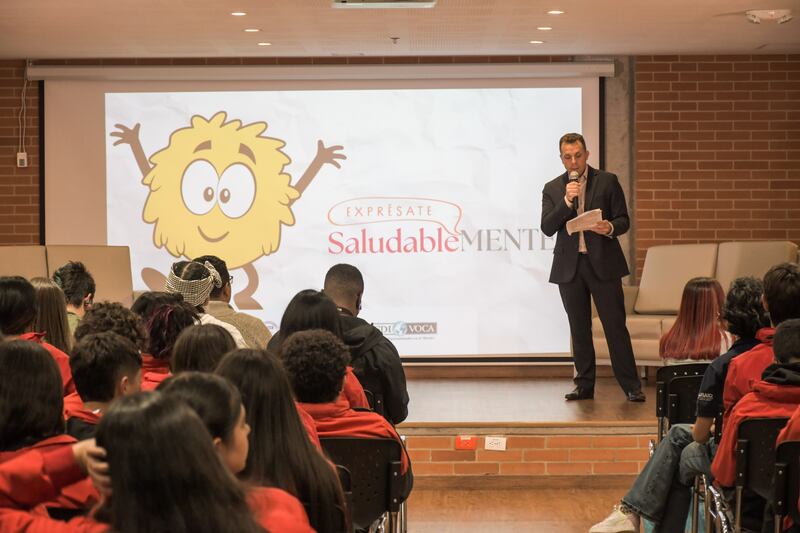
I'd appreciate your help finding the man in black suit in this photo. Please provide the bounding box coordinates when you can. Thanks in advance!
[541,133,644,402]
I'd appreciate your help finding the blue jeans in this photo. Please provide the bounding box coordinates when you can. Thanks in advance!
[622,424,715,532]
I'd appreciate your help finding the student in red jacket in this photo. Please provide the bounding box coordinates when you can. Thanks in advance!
[268,290,369,410]
[724,263,800,415]
[0,341,97,515]
[159,373,315,533]
[284,330,413,501]
[140,302,198,390]
[217,349,348,533]
[0,276,75,395]
[0,393,267,533]
[712,318,800,487]
[66,332,142,440]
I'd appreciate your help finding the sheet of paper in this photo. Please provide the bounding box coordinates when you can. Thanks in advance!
[566,208,603,235]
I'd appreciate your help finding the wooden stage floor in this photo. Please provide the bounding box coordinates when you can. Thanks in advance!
[401,376,658,427]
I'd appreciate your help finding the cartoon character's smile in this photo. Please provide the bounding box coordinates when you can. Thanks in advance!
[197,226,229,243]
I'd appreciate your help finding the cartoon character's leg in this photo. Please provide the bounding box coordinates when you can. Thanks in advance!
[141,268,167,292]
[234,262,262,310]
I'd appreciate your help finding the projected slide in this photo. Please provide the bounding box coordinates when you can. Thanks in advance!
[105,87,581,357]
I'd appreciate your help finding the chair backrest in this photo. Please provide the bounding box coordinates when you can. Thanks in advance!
[715,241,799,294]
[735,417,789,501]
[320,437,402,530]
[0,245,48,279]
[774,441,800,524]
[334,465,355,533]
[655,363,709,429]
[45,245,134,307]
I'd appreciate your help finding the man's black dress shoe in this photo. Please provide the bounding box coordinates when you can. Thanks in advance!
[626,390,646,402]
[565,387,594,401]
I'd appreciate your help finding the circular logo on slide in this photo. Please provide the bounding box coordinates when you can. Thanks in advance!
[391,321,408,336]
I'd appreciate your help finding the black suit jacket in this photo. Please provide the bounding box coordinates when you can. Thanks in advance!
[540,166,630,283]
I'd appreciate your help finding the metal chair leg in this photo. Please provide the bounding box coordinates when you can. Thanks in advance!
[388,511,399,533]
[734,486,742,533]
[399,500,407,533]
[703,476,712,533]
[691,475,701,533]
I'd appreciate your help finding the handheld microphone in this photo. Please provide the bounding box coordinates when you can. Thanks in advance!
[568,170,580,211]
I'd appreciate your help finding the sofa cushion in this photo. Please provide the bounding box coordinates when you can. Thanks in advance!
[0,245,48,279]
[715,241,799,292]
[634,243,718,315]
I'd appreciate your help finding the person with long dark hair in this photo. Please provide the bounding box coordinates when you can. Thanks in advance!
[30,277,73,355]
[269,289,368,410]
[660,277,730,363]
[217,349,348,533]
[0,393,266,533]
[171,324,236,373]
[0,340,97,514]
[140,302,198,390]
[0,276,75,395]
[159,373,315,532]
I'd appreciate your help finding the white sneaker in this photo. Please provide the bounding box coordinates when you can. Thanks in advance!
[588,505,640,533]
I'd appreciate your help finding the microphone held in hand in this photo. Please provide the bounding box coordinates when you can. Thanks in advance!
[568,170,580,211]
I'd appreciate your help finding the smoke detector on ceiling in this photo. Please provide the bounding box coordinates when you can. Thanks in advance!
[745,9,793,24]
[332,0,437,8]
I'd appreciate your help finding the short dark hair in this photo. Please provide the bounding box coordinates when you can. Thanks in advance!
[324,264,364,300]
[281,329,350,404]
[0,276,36,335]
[74,302,148,351]
[0,340,64,451]
[144,302,198,360]
[159,372,242,444]
[131,291,184,323]
[763,263,800,326]
[721,277,770,339]
[773,319,800,364]
[193,255,230,299]
[52,261,95,307]
[70,332,142,403]
[559,133,587,152]
[172,324,236,373]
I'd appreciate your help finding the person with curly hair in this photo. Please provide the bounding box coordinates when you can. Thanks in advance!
[283,329,413,503]
[74,302,147,352]
[52,261,95,335]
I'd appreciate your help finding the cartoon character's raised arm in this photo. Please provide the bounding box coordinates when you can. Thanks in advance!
[110,123,152,178]
[291,140,346,203]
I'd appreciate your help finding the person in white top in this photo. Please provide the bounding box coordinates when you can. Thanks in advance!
[164,260,248,348]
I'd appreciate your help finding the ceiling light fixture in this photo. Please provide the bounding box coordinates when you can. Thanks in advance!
[745,9,793,24]
[547,10,564,15]
[244,28,261,32]
[529,40,545,44]
[537,26,553,30]
[257,42,271,46]
[231,12,247,16]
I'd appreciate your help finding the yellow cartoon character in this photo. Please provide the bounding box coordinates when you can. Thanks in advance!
[111,111,345,309]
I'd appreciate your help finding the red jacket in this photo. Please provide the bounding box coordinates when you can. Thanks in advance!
[298,397,410,474]
[296,405,322,449]
[723,328,775,418]
[0,436,98,515]
[777,404,800,444]
[19,333,75,396]
[248,486,315,533]
[711,379,800,487]
[0,446,104,533]
[140,354,172,391]
[342,367,369,410]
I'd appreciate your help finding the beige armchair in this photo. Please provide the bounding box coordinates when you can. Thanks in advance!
[592,241,799,367]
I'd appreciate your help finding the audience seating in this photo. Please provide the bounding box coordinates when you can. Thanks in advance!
[734,417,789,533]
[773,441,800,533]
[655,363,709,443]
[593,240,798,367]
[320,437,403,533]
[335,465,355,533]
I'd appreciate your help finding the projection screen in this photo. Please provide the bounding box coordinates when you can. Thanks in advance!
[42,67,603,361]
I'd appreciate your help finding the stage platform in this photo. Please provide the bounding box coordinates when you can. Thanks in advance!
[397,375,657,486]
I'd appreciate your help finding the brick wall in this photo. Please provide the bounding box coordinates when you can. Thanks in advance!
[406,433,652,478]
[634,54,800,278]
[0,60,39,245]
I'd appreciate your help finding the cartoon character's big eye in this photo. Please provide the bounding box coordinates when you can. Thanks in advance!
[218,163,256,219]
[181,160,219,215]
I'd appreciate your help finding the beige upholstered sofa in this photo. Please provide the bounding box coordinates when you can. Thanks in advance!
[593,241,799,367]
[0,245,134,307]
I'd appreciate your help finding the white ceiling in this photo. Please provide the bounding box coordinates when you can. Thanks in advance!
[1,0,799,59]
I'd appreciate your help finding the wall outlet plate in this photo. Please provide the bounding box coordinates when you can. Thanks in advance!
[16,152,28,168]
[484,436,507,451]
